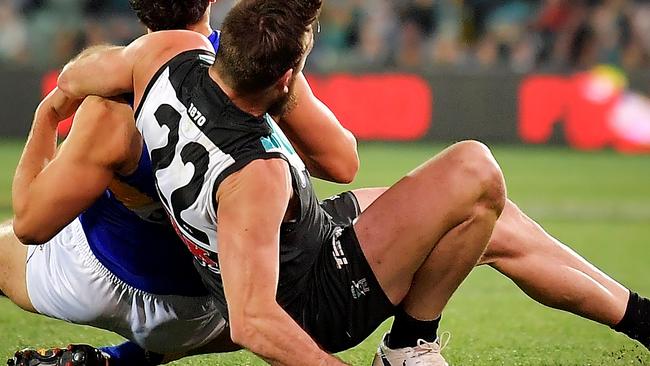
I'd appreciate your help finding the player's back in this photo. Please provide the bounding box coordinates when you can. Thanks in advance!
[134,49,333,314]
[75,31,224,297]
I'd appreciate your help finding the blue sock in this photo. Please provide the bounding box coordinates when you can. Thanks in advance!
[100,342,163,366]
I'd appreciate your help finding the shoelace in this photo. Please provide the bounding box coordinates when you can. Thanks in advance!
[413,331,452,357]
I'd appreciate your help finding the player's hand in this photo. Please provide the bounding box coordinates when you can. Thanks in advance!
[36,88,83,129]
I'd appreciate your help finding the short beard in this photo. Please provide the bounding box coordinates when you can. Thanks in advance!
[267,88,298,118]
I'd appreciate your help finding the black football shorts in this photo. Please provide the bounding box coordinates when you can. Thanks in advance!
[281,192,396,353]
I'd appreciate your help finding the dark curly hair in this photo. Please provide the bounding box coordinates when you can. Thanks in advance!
[214,0,322,94]
[129,0,211,31]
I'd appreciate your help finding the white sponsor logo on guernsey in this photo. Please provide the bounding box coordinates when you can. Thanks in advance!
[351,278,370,299]
[188,103,207,127]
[332,227,348,269]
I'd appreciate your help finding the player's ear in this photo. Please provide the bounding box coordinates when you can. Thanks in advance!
[277,68,294,94]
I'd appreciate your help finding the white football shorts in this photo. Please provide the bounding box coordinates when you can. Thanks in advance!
[25,218,225,354]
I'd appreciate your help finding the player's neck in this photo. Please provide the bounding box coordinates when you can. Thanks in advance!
[187,13,213,37]
[208,68,270,118]
[187,23,213,37]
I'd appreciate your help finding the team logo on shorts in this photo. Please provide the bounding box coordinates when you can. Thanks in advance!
[351,278,370,299]
[332,227,348,269]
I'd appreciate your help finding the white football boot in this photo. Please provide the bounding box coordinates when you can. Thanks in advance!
[371,332,451,366]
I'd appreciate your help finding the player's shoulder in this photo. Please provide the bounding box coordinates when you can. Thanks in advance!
[219,158,291,196]
[130,30,214,114]
[245,158,291,177]
[133,30,213,54]
[128,30,213,74]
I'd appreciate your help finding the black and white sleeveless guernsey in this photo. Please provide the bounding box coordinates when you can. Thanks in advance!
[134,50,334,312]
[134,50,395,352]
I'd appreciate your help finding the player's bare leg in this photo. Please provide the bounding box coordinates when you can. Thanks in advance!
[354,189,648,350]
[0,221,114,366]
[0,220,35,312]
[357,190,630,325]
[480,200,650,349]
[356,141,505,308]
[480,200,629,325]
[0,215,239,364]
[354,141,506,365]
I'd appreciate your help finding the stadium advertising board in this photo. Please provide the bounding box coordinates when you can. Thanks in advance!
[2,66,649,154]
[520,66,650,153]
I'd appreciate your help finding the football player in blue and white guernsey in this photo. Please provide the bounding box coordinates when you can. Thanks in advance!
[54,0,650,365]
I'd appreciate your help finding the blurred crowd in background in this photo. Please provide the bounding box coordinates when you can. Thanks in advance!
[1,0,650,72]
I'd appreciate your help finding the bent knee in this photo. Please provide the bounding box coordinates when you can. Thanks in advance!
[446,141,506,215]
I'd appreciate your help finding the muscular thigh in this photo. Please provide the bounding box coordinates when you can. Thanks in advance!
[353,188,519,277]
[0,220,35,312]
[352,142,501,304]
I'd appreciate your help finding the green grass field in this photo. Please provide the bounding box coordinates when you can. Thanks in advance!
[1,140,649,365]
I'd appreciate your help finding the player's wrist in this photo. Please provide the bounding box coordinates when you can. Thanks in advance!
[33,106,61,130]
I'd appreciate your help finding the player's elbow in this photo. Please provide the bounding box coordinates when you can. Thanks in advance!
[329,160,358,184]
[12,217,50,245]
[228,305,276,352]
[320,142,360,184]
[57,68,84,99]
[229,314,263,351]
[324,150,359,184]
[229,318,254,350]
[12,204,56,245]
[336,135,360,184]
[340,154,360,183]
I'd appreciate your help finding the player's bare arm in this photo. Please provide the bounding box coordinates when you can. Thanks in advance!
[58,30,213,106]
[12,93,137,244]
[12,87,81,242]
[279,73,359,183]
[57,31,356,186]
[217,159,347,366]
[58,45,135,100]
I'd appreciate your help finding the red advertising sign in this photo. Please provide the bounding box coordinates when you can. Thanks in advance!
[45,71,433,141]
[519,68,650,153]
[307,74,433,141]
